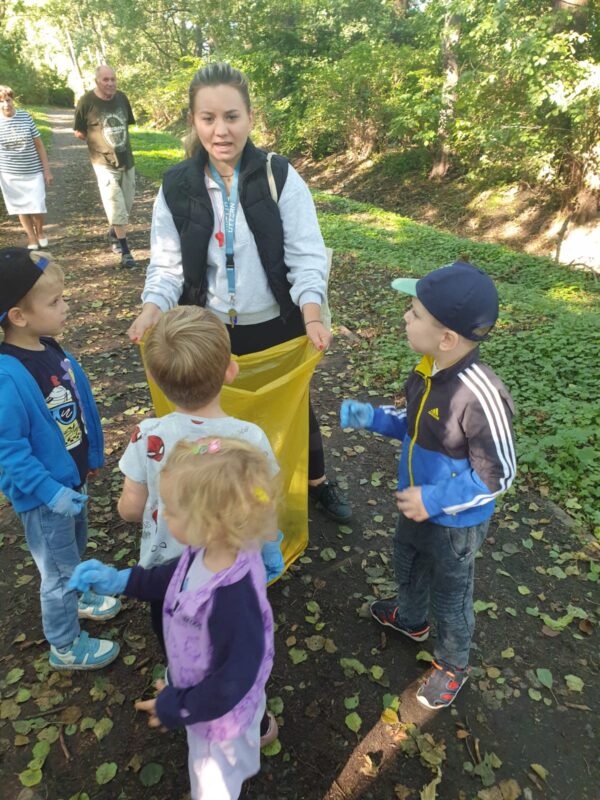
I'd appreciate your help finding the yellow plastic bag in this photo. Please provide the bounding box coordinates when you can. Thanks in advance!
[141,335,322,571]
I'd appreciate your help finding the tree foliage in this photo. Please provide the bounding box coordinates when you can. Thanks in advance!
[8,0,600,206]
[0,1,72,104]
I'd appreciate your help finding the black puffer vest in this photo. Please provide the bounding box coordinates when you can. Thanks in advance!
[161,140,293,318]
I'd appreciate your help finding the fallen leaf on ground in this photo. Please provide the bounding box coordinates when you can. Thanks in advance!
[564,674,584,692]
[419,769,442,800]
[345,711,362,732]
[530,763,548,781]
[381,707,400,725]
[96,762,117,785]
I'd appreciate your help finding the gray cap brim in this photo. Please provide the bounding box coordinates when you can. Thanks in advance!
[391,278,418,296]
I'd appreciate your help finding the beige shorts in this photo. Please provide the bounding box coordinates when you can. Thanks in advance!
[92,164,135,226]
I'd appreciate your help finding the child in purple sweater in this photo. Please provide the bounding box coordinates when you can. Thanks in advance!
[69,437,277,800]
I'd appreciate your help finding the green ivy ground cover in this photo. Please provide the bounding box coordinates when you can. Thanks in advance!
[128,131,600,532]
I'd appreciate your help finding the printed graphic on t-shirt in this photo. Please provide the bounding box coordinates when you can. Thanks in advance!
[119,412,279,568]
[60,356,88,430]
[45,376,83,451]
[99,109,128,152]
[1,129,27,151]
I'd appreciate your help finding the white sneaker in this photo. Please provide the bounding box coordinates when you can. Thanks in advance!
[49,631,120,671]
[78,591,122,621]
[38,237,49,248]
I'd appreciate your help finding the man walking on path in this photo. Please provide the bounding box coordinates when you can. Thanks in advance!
[73,66,137,268]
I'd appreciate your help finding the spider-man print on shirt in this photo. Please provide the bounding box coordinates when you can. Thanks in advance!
[146,435,165,462]
[131,425,142,443]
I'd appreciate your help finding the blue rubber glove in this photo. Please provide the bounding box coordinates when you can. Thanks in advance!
[47,486,88,517]
[262,531,285,583]
[340,400,374,429]
[68,560,131,595]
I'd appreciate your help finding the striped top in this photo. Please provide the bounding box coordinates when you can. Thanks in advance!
[0,110,43,175]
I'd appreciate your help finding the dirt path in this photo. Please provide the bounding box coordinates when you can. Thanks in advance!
[0,111,598,800]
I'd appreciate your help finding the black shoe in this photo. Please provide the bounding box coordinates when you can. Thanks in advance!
[309,479,352,522]
[120,252,137,269]
[108,228,121,254]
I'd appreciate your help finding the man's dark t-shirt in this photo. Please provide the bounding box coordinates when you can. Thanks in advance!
[74,90,135,169]
[0,338,89,486]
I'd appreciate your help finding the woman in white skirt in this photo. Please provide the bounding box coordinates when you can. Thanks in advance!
[0,85,53,249]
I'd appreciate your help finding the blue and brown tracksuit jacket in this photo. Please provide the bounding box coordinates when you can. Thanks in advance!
[367,348,516,527]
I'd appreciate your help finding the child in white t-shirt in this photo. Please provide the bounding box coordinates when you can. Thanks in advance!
[117,307,283,659]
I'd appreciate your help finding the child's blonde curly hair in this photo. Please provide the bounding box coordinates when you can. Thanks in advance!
[160,436,279,550]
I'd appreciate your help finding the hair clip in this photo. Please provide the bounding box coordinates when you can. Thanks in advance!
[253,487,270,504]
[190,438,221,455]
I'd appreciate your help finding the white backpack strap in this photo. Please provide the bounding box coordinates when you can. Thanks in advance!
[266,152,278,203]
[321,247,333,330]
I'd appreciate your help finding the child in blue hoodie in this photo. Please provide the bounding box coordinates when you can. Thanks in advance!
[0,247,120,670]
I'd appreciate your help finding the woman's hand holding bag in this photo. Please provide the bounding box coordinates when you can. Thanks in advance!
[128,302,163,343]
[305,320,332,351]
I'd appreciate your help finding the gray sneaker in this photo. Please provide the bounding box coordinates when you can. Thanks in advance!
[309,479,352,522]
[416,661,470,709]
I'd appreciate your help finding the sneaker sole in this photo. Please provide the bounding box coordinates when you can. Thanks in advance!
[260,714,279,748]
[370,608,430,641]
[49,645,120,671]
[77,606,122,621]
[416,674,469,710]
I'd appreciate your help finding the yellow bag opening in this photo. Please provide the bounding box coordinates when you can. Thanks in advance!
[141,335,322,573]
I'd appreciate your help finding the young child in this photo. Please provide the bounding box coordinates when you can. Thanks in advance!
[0,247,120,670]
[341,261,516,709]
[69,437,277,800]
[117,305,284,651]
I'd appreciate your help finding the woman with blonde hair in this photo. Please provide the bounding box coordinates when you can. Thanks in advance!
[0,86,53,249]
[128,62,351,522]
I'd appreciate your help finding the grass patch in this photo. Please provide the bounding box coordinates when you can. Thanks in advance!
[317,192,600,531]
[25,106,52,150]
[130,127,184,184]
[95,130,600,530]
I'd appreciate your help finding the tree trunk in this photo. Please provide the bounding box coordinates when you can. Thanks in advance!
[392,0,409,15]
[553,0,589,32]
[429,12,460,180]
[553,0,597,220]
[572,136,600,224]
[63,26,86,95]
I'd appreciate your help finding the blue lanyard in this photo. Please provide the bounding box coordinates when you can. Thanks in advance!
[209,161,240,299]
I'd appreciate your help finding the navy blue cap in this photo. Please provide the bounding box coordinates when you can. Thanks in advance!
[391,261,499,341]
[0,248,50,321]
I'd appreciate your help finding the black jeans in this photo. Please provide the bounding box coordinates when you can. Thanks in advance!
[227,309,325,480]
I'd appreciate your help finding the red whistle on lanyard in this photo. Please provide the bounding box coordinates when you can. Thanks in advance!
[215,231,225,247]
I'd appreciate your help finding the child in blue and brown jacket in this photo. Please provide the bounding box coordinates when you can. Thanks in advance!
[341,261,516,709]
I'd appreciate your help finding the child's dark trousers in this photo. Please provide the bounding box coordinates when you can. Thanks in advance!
[393,513,489,669]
